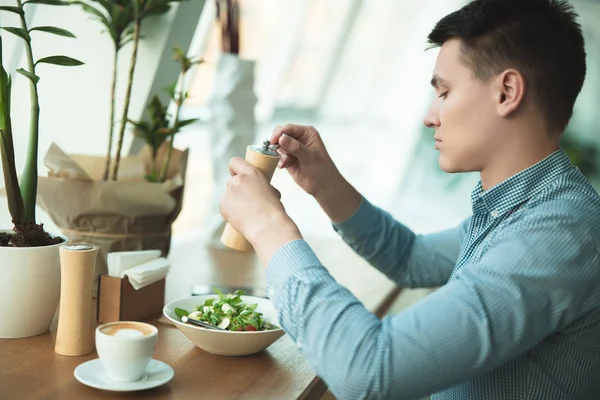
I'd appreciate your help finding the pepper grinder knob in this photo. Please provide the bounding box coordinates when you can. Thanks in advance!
[221,141,281,251]
[55,244,98,356]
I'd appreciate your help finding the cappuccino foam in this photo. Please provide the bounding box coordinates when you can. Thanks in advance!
[99,322,155,337]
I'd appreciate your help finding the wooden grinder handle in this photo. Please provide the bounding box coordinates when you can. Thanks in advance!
[55,244,98,356]
[221,145,280,251]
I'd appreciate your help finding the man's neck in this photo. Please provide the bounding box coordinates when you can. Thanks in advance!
[480,134,560,191]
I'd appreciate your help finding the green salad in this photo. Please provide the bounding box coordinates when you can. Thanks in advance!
[175,289,279,332]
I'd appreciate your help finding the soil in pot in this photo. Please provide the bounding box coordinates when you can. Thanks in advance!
[0,223,63,247]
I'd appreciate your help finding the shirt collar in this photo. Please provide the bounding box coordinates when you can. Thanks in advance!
[471,148,573,216]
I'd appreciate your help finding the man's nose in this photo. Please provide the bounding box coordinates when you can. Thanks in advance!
[423,102,440,128]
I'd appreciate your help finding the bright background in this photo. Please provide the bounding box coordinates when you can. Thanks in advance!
[1,0,598,246]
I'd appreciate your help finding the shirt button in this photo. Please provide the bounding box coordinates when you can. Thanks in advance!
[491,210,500,218]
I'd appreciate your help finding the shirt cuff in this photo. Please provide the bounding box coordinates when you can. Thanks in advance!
[265,239,322,302]
[331,196,377,242]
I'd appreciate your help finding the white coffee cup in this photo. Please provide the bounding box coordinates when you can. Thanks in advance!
[95,321,158,382]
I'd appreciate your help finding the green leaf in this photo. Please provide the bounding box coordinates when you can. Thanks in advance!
[213,287,224,299]
[35,55,84,67]
[172,45,186,62]
[73,2,113,30]
[113,10,136,44]
[93,0,113,11]
[119,35,135,48]
[143,0,185,18]
[162,81,177,99]
[23,0,70,5]
[122,25,136,38]
[131,0,141,18]
[144,173,161,182]
[143,4,170,18]
[204,298,215,306]
[16,69,40,84]
[175,118,198,130]
[2,27,30,42]
[0,6,24,15]
[174,307,189,318]
[246,318,259,329]
[29,26,76,38]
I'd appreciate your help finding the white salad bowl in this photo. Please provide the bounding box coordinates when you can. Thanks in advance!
[163,295,285,356]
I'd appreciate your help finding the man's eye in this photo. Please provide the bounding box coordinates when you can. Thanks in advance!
[438,91,449,99]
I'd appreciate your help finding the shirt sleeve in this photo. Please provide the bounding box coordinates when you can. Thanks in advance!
[332,196,468,288]
[266,207,600,400]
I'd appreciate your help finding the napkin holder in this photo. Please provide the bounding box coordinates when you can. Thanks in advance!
[97,274,165,323]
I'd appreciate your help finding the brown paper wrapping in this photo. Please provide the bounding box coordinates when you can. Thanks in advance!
[37,143,188,291]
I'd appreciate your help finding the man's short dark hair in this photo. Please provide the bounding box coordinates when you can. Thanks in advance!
[428,0,586,134]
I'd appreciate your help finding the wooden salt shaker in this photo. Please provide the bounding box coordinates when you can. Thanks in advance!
[55,244,98,356]
[221,140,281,251]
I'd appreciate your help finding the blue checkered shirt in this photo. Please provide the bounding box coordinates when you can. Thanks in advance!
[266,148,600,399]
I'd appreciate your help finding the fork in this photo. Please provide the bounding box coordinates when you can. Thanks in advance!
[181,316,226,331]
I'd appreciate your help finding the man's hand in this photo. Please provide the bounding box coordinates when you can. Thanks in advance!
[271,124,362,223]
[220,157,302,265]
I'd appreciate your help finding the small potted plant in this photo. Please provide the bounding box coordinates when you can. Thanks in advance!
[129,45,200,183]
[0,0,83,338]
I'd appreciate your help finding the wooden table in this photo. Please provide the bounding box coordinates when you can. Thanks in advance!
[0,234,399,400]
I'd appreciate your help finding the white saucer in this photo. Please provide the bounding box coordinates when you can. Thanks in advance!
[74,359,174,392]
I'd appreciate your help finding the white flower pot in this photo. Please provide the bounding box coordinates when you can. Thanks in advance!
[0,232,65,338]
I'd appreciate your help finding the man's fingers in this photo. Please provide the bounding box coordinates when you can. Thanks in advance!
[277,151,288,168]
[271,125,284,141]
[277,150,299,169]
[278,133,308,159]
[271,123,313,145]
[228,157,256,176]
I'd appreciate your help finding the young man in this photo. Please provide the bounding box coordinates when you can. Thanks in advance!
[220,0,600,398]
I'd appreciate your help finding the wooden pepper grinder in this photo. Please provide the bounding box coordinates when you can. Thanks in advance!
[221,140,281,251]
[55,244,98,356]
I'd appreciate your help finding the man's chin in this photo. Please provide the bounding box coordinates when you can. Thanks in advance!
[438,157,473,174]
[438,157,458,173]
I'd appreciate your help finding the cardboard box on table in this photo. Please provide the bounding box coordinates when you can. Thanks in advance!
[97,274,165,323]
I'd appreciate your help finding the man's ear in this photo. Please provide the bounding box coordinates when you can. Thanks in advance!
[495,69,525,117]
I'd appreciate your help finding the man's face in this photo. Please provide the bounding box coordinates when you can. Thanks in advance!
[423,39,499,173]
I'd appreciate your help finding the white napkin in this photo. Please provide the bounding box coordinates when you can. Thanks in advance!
[107,250,161,278]
[106,250,169,290]
[121,257,170,290]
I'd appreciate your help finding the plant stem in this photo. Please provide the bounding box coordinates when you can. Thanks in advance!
[0,127,25,226]
[0,33,25,226]
[111,18,141,181]
[159,134,175,182]
[16,0,39,225]
[103,48,119,181]
[159,74,185,182]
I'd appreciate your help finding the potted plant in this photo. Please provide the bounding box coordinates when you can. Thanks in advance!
[70,0,136,181]
[129,45,200,183]
[35,0,193,287]
[0,0,83,338]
